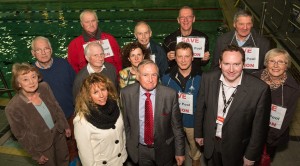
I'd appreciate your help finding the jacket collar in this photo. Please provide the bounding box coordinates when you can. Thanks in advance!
[83,28,102,42]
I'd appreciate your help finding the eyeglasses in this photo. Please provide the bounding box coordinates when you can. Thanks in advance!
[34,48,51,54]
[179,16,194,21]
[268,60,287,66]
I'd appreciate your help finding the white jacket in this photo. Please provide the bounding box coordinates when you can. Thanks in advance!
[74,113,127,166]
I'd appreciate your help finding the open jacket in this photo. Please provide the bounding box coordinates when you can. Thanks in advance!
[5,82,69,160]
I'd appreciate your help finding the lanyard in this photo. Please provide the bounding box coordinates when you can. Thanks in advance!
[221,82,238,114]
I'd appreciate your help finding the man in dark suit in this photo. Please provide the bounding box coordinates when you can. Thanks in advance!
[194,45,271,166]
[120,59,185,166]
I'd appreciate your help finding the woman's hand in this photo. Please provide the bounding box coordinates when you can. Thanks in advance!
[37,155,49,165]
[65,128,71,137]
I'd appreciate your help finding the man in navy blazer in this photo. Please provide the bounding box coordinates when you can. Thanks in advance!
[120,59,185,166]
[194,45,271,166]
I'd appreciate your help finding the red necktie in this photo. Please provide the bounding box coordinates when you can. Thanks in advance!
[144,92,154,145]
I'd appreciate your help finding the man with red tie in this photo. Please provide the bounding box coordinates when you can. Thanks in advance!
[120,59,185,166]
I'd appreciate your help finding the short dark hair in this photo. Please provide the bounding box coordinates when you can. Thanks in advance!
[220,45,245,63]
[121,42,150,68]
[175,42,194,55]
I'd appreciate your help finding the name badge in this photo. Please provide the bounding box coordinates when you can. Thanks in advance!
[216,116,225,125]
[83,39,114,58]
[150,54,156,63]
[242,47,259,69]
[177,36,205,58]
[269,104,287,129]
[178,92,193,115]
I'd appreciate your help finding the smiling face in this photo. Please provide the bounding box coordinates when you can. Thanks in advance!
[233,16,253,40]
[86,44,105,70]
[80,11,98,35]
[219,51,244,85]
[266,54,288,79]
[128,47,145,68]
[90,83,108,106]
[18,71,39,95]
[134,23,152,47]
[175,48,193,73]
[177,8,195,33]
[137,63,158,91]
[31,38,52,64]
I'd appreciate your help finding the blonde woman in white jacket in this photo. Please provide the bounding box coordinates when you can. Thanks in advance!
[74,73,127,166]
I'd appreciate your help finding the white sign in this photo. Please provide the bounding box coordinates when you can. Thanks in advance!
[83,39,114,58]
[242,47,259,69]
[177,36,205,58]
[178,92,193,115]
[269,104,287,129]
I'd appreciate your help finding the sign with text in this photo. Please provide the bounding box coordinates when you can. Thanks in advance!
[83,39,114,58]
[242,47,259,69]
[177,36,205,58]
[178,92,193,115]
[269,104,287,129]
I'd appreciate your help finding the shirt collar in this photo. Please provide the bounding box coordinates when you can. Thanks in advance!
[219,71,243,87]
[87,63,106,74]
[139,86,156,97]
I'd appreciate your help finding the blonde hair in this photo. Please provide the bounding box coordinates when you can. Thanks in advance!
[264,48,291,68]
[75,73,118,117]
[11,62,41,92]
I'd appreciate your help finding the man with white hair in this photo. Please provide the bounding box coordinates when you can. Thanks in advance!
[72,41,117,100]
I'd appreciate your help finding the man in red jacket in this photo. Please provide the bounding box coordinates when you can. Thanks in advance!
[67,9,122,74]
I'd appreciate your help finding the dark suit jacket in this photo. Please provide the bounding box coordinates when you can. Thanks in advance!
[194,70,271,166]
[120,83,185,165]
[5,82,69,160]
[211,29,271,73]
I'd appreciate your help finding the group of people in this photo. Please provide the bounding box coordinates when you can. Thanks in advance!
[4,5,300,166]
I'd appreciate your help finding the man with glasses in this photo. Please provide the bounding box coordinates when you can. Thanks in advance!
[163,6,210,73]
[194,45,271,166]
[31,36,78,163]
[72,41,118,100]
[211,10,271,73]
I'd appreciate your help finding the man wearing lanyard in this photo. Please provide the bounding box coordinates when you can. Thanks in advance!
[194,45,271,166]
[163,6,210,73]
[162,42,202,166]
[211,10,271,73]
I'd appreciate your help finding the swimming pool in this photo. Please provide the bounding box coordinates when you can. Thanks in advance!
[0,0,223,89]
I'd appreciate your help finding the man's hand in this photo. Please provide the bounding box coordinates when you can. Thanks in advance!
[175,155,185,166]
[243,156,255,166]
[167,51,176,61]
[65,128,71,137]
[195,138,204,146]
[37,155,49,165]
[202,51,210,61]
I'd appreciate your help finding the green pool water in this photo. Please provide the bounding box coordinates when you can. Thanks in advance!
[0,0,224,90]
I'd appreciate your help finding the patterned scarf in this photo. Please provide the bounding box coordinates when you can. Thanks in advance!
[260,69,287,90]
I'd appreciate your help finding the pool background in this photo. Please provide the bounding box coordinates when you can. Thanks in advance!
[0,0,223,91]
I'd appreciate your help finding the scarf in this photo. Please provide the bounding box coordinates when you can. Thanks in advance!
[85,98,120,129]
[261,69,287,90]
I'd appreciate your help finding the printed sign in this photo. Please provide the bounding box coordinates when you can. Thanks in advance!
[83,39,114,58]
[242,47,259,69]
[178,92,193,115]
[269,104,287,129]
[177,36,205,58]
